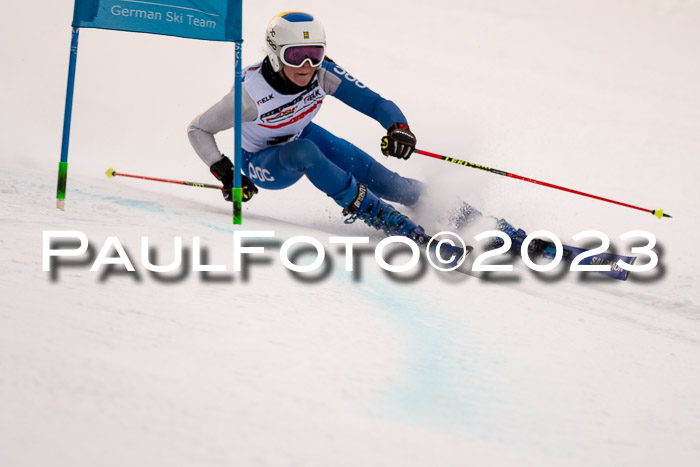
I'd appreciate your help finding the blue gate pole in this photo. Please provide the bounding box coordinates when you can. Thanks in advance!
[56,27,80,211]
[232,40,243,224]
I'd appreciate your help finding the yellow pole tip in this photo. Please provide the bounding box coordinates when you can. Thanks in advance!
[654,209,663,219]
[105,168,116,178]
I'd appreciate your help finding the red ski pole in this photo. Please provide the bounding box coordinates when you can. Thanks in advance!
[415,149,671,219]
[105,168,222,190]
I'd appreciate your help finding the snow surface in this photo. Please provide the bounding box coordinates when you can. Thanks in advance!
[2,0,700,465]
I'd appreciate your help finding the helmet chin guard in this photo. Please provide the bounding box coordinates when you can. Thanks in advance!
[265,12,326,72]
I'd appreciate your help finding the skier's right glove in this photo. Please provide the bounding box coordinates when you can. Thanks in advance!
[210,155,258,203]
[381,122,417,160]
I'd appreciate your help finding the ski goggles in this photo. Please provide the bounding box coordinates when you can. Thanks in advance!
[280,44,325,68]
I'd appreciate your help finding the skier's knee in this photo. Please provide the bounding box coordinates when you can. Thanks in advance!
[279,139,325,171]
[405,179,426,207]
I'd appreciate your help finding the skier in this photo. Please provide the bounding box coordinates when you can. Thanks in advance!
[187,11,525,259]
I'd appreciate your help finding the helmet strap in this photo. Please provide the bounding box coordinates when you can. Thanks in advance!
[268,52,281,73]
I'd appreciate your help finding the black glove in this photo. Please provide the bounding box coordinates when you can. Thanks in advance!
[381,122,417,160]
[210,155,258,202]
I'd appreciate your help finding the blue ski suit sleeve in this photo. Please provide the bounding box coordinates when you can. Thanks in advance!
[319,61,407,129]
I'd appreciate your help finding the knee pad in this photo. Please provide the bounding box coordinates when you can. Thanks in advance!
[279,139,325,171]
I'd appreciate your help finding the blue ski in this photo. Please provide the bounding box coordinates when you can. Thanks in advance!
[539,242,636,281]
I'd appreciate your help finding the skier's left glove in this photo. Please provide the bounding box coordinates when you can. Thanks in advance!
[210,155,258,203]
[381,122,416,160]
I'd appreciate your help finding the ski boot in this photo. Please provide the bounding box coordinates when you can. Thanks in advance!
[451,202,539,253]
[495,218,550,255]
[494,218,527,251]
[343,183,470,267]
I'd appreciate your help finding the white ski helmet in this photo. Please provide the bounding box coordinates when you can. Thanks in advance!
[265,12,326,72]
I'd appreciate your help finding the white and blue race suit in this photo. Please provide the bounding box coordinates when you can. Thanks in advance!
[188,59,424,207]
